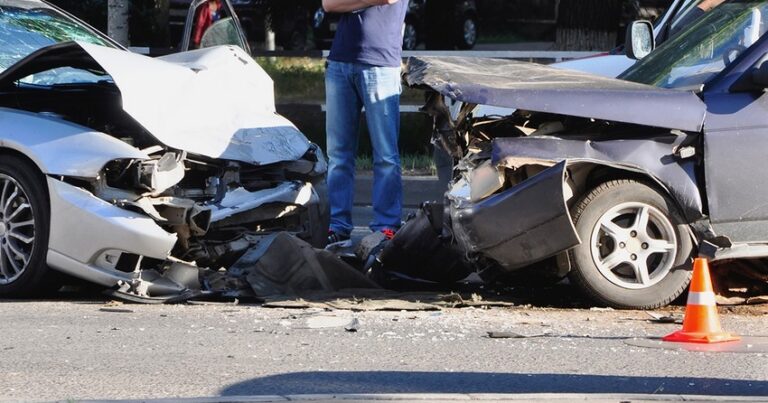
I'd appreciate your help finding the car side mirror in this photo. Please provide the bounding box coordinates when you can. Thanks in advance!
[626,20,655,60]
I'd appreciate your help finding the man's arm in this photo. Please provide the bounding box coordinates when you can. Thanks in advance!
[322,0,399,13]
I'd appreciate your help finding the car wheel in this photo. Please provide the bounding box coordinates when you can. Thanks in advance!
[568,180,693,309]
[0,156,54,297]
[456,14,478,50]
[403,21,418,50]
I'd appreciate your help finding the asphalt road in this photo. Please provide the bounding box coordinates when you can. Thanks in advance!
[1,297,767,401]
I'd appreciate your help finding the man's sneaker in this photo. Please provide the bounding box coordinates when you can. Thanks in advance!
[355,229,397,263]
[381,228,396,241]
[326,231,352,250]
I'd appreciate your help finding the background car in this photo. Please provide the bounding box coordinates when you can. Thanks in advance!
[555,0,705,78]
[313,0,478,50]
[170,0,315,50]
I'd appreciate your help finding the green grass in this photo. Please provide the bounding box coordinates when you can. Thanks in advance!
[255,57,424,104]
[356,153,436,176]
[256,57,326,103]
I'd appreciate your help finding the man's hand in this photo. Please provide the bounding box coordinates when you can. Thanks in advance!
[322,0,399,13]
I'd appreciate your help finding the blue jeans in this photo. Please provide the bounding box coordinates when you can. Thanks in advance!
[326,60,403,236]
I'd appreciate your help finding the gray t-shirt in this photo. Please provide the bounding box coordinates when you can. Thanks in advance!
[328,2,408,67]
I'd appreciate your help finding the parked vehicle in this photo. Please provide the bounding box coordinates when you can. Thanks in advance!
[313,0,478,50]
[170,0,314,50]
[0,0,328,299]
[404,0,768,309]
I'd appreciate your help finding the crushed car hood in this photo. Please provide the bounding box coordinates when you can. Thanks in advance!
[404,56,707,132]
[0,41,310,165]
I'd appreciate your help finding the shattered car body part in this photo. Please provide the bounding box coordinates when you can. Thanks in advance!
[0,1,329,298]
[397,1,768,308]
[209,232,380,298]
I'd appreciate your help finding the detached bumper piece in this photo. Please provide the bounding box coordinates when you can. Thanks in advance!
[451,161,581,270]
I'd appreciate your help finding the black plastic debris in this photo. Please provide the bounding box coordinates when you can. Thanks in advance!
[370,203,473,284]
[226,232,380,297]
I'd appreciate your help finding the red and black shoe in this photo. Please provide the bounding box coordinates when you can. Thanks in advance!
[326,230,352,250]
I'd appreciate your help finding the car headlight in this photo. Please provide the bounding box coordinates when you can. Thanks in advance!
[469,160,505,203]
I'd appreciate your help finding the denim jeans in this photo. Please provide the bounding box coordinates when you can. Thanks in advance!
[325,60,403,236]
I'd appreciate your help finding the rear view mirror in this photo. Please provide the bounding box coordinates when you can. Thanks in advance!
[626,20,655,60]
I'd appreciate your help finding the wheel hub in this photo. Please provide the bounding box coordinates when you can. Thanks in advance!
[590,202,677,290]
[626,237,642,253]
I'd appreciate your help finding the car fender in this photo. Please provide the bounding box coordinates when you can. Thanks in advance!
[0,107,149,178]
[491,135,704,222]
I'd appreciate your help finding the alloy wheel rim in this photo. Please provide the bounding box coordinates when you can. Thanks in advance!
[463,19,477,45]
[590,202,677,290]
[0,174,35,285]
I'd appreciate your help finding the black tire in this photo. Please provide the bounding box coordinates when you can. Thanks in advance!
[455,14,478,50]
[567,180,693,309]
[0,155,55,297]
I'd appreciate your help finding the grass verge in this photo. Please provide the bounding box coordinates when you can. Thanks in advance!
[356,153,436,177]
[256,57,425,104]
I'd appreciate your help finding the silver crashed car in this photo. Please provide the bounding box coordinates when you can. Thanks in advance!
[0,0,329,297]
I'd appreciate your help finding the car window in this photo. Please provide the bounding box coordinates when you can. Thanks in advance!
[620,1,768,89]
[0,2,113,76]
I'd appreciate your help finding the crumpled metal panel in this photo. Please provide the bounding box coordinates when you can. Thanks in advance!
[452,161,581,270]
[404,56,707,132]
[491,134,704,221]
[0,41,311,165]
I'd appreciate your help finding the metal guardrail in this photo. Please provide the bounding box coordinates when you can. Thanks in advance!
[130,47,602,62]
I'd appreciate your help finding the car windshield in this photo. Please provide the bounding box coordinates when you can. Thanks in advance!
[620,0,768,89]
[0,1,114,83]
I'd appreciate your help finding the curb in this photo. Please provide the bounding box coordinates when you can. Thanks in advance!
[58,393,768,403]
[354,175,446,208]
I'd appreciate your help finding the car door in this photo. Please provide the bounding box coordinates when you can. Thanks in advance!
[180,0,251,55]
[704,28,768,243]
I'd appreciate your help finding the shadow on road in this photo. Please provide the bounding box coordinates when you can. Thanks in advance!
[220,372,767,396]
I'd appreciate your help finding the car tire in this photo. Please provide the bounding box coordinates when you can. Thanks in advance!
[403,20,419,50]
[0,156,55,297]
[567,180,693,309]
[455,14,478,50]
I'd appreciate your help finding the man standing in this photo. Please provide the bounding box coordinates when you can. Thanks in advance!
[323,0,407,249]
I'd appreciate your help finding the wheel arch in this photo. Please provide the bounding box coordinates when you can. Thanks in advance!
[565,161,694,225]
[562,160,699,262]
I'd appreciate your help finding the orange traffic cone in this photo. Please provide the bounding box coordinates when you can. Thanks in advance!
[663,258,740,344]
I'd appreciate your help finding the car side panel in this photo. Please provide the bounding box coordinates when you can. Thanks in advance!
[703,92,768,242]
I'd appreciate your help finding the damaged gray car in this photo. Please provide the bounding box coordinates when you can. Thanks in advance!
[401,0,768,309]
[0,0,328,299]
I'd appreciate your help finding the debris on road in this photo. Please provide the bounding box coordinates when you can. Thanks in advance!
[646,312,683,324]
[98,308,135,314]
[712,260,768,306]
[487,331,535,339]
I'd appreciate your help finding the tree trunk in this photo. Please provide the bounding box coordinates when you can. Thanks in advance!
[108,0,130,46]
[556,0,623,50]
